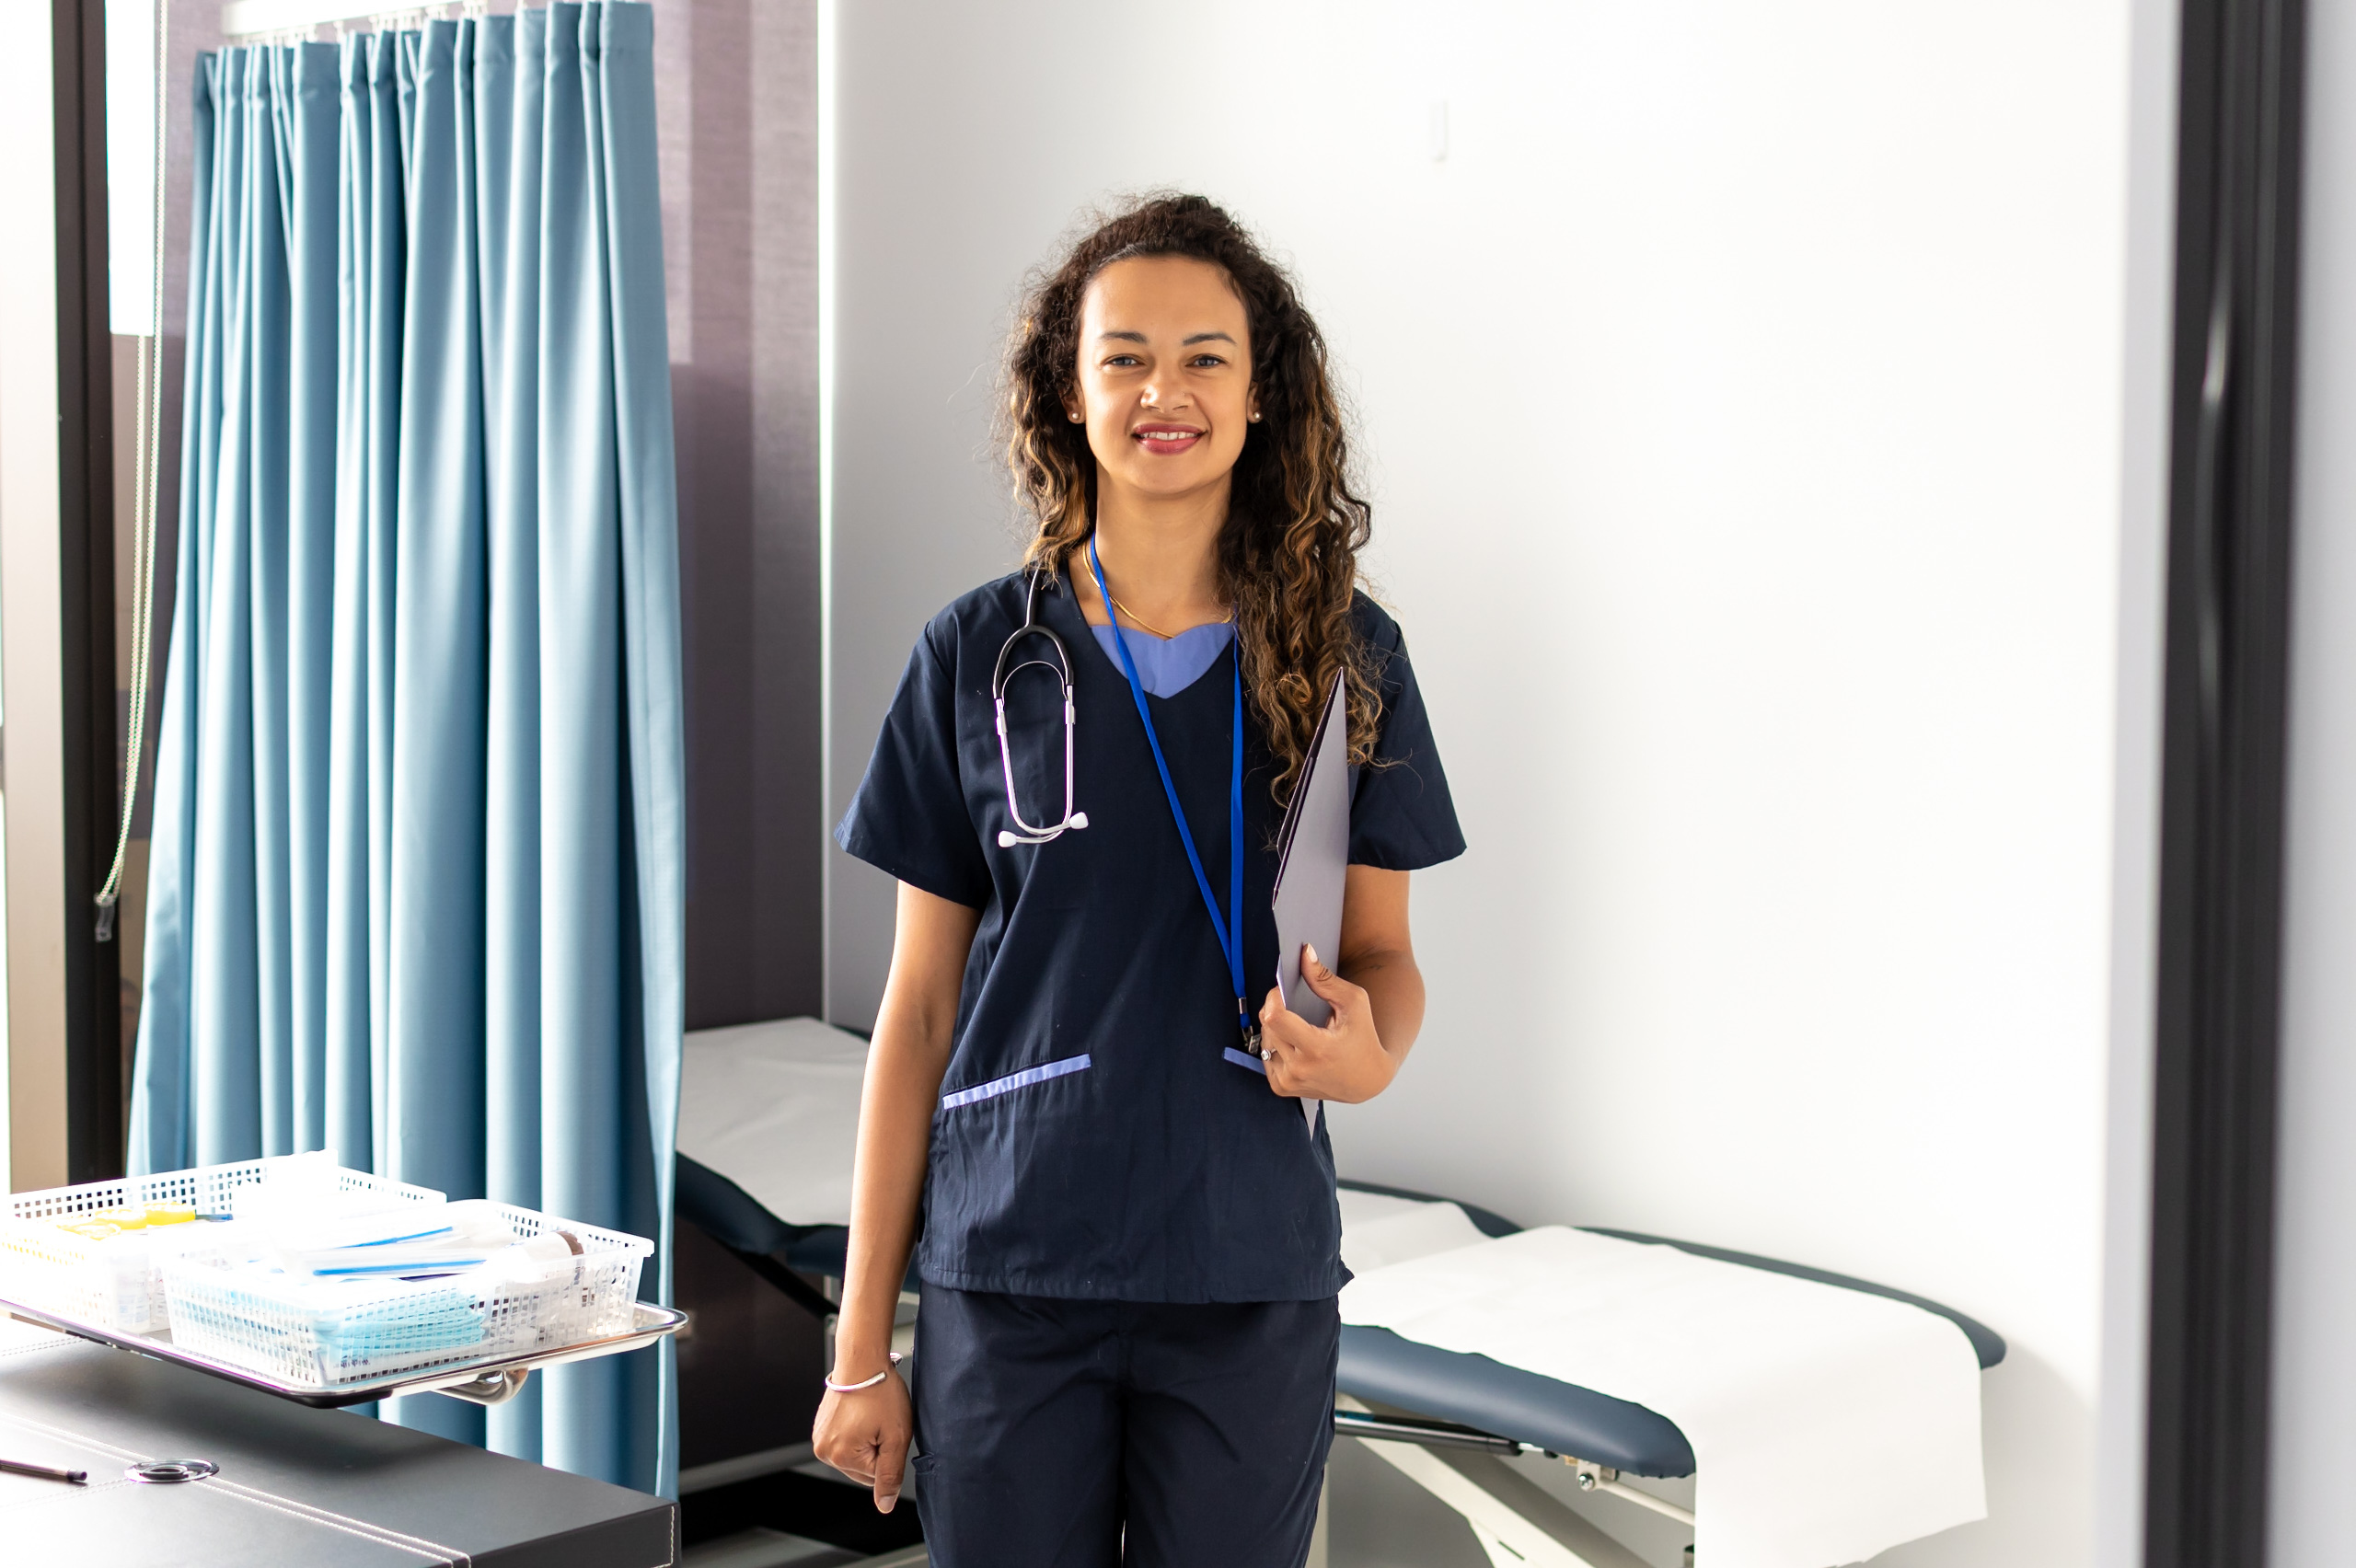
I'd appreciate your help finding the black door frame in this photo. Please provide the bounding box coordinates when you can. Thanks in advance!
[2143,0,2306,1564]
[48,0,123,1184]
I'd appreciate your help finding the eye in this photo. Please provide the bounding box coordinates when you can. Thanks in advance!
[1188,353,1227,368]
[1103,353,1142,368]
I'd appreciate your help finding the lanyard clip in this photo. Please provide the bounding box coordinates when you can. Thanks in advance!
[1238,1003,1262,1055]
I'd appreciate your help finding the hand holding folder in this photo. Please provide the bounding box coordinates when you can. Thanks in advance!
[1259,674,1361,1127]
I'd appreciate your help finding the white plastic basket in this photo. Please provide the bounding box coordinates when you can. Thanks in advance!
[0,1157,441,1333]
[0,1157,653,1391]
[160,1200,652,1389]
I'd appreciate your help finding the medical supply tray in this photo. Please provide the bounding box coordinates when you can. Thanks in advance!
[0,1158,682,1409]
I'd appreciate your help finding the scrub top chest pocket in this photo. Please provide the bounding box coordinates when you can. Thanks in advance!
[939,1053,1094,1112]
[837,570,1465,1304]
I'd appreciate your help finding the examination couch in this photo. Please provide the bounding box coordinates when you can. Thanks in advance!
[677,1017,2002,1568]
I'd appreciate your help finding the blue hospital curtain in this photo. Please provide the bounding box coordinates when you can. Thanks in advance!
[128,4,686,1496]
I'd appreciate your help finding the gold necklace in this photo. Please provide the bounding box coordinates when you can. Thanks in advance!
[1111,597,1175,640]
[1091,553,1229,638]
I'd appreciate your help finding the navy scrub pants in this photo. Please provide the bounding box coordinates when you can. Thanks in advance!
[909,1286,1340,1568]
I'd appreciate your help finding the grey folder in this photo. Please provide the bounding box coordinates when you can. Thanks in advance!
[1271,674,1349,1129]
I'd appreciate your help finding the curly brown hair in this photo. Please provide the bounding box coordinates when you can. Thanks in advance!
[1002,192,1379,802]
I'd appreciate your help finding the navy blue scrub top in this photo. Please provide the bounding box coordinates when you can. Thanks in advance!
[836,569,1466,1304]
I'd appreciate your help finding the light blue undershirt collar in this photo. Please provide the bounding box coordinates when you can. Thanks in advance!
[1091,620,1234,698]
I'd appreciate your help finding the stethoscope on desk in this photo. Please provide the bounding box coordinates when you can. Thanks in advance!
[992,544,1259,1049]
[992,569,1089,847]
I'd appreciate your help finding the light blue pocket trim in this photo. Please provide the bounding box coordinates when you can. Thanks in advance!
[1223,1047,1267,1076]
[940,1053,1093,1110]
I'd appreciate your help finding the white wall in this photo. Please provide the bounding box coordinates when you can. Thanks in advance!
[829,6,2149,1562]
[0,0,68,1194]
[2093,3,2180,1566]
[2269,0,2356,1557]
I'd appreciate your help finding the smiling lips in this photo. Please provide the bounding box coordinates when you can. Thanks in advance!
[1132,422,1206,455]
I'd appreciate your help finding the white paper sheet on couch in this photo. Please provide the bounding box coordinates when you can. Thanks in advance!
[1340,1225,1985,1568]
[1336,1187,1491,1274]
[678,1017,871,1228]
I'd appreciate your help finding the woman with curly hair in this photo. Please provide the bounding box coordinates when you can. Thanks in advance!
[815,193,1464,1566]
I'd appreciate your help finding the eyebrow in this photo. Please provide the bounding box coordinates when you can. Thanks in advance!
[1094,330,1239,346]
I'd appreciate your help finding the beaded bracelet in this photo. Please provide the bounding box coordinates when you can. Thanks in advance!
[824,1352,903,1393]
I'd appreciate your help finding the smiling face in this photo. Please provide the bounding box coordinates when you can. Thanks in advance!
[1066,255,1258,507]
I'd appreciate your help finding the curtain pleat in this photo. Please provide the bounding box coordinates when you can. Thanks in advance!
[479,7,550,1462]
[322,31,398,1173]
[276,45,341,1158]
[537,2,628,1482]
[127,54,221,1175]
[387,17,490,1210]
[596,2,685,1492]
[130,4,684,1495]
[364,30,407,1170]
[191,46,269,1162]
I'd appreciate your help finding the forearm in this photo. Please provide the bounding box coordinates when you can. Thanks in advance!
[833,1031,946,1378]
[833,885,976,1378]
[1259,865,1426,1103]
[1340,945,1425,1064]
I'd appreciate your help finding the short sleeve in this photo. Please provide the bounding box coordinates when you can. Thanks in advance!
[836,621,995,908]
[1349,606,1467,870]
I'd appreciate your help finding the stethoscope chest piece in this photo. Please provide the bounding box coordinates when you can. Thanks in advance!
[127,1458,218,1484]
[994,570,1090,847]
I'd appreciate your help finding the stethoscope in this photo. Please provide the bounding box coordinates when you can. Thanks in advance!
[993,543,1256,1050]
[992,569,1090,847]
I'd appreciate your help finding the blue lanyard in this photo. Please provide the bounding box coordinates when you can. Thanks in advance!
[1086,537,1253,1046]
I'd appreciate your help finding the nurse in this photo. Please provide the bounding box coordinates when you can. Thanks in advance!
[814,193,1465,1567]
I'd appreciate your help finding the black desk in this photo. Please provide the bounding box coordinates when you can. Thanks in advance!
[0,1325,674,1566]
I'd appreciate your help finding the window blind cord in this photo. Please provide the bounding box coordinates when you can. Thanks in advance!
[96,0,170,943]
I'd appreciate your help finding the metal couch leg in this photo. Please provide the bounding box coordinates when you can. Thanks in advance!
[1351,1439,1651,1568]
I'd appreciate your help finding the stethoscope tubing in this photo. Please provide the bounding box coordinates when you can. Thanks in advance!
[993,571,1089,847]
